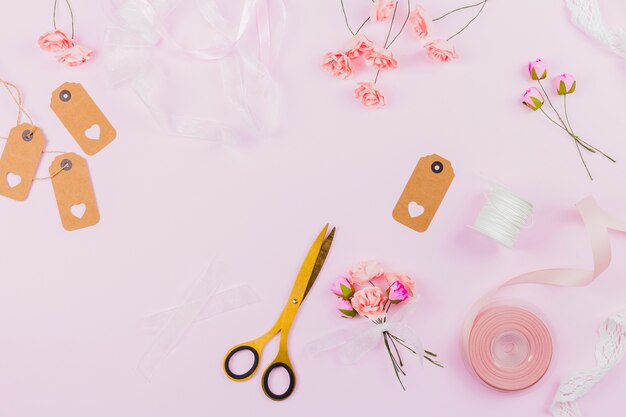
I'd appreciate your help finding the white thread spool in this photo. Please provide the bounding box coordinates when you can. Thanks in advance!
[471,186,533,248]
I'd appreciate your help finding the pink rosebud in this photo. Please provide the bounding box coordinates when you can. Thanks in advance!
[371,0,396,22]
[351,286,387,318]
[38,30,74,52]
[345,34,374,59]
[337,298,357,318]
[408,6,430,39]
[424,40,457,63]
[330,276,355,299]
[387,280,409,304]
[347,260,385,285]
[354,82,386,108]
[555,73,576,95]
[522,87,544,111]
[528,59,547,80]
[56,45,93,67]
[322,51,353,79]
[364,48,398,71]
[384,272,416,298]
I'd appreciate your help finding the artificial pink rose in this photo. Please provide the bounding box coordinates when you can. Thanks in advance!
[371,0,396,22]
[330,276,355,299]
[347,260,385,285]
[337,298,357,318]
[555,73,576,95]
[322,51,353,79]
[384,272,416,298]
[364,48,398,71]
[345,34,374,59]
[408,6,430,39]
[56,45,93,66]
[387,280,409,304]
[38,30,74,52]
[528,58,547,80]
[424,40,457,62]
[351,287,387,317]
[521,87,544,111]
[354,82,386,108]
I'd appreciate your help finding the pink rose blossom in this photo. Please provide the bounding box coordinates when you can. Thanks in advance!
[408,6,430,39]
[371,0,396,22]
[521,87,544,111]
[385,272,416,298]
[347,260,385,285]
[364,48,398,71]
[38,30,74,52]
[330,276,354,299]
[56,45,93,66]
[322,51,353,79]
[555,73,576,95]
[354,82,386,108]
[351,287,387,318]
[388,280,409,304]
[345,34,375,59]
[337,298,357,318]
[528,58,547,80]
[424,40,457,62]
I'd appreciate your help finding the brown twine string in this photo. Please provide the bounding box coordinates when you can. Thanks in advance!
[33,159,70,181]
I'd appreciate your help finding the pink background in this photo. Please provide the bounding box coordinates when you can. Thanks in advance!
[1,0,626,415]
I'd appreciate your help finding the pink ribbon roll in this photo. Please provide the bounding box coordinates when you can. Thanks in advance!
[464,196,626,391]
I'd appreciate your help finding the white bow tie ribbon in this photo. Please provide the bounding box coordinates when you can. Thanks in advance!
[104,0,286,143]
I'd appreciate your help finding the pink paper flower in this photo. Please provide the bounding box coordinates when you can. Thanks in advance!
[371,0,396,22]
[346,34,375,59]
[555,73,576,95]
[408,6,430,39]
[364,48,398,71]
[385,272,416,298]
[528,58,547,80]
[322,51,353,79]
[354,82,386,108]
[387,281,409,304]
[351,286,387,318]
[56,45,93,66]
[38,30,74,52]
[347,260,385,285]
[330,276,355,299]
[424,40,457,62]
[522,87,544,111]
[337,298,357,318]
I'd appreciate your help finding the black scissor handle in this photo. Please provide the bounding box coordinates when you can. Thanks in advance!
[224,345,260,380]
[261,361,296,401]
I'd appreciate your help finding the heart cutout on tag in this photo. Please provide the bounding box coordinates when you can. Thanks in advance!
[70,203,87,219]
[84,124,101,140]
[6,172,22,188]
[407,201,425,218]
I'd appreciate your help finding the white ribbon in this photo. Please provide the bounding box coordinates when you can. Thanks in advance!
[104,0,286,143]
[565,0,626,58]
[551,311,626,417]
[304,303,424,366]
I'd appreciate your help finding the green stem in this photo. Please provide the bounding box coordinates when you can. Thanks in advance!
[539,108,595,153]
[446,0,488,41]
[432,0,486,21]
[383,333,406,390]
[564,95,616,163]
[573,138,593,180]
[537,79,567,129]
[388,333,404,367]
[386,0,411,48]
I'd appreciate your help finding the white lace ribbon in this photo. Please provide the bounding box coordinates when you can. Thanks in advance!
[565,0,626,58]
[104,0,286,142]
[551,311,626,417]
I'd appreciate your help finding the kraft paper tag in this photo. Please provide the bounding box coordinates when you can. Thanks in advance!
[0,124,45,201]
[393,154,455,233]
[49,153,99,231]
[50,82,116,155]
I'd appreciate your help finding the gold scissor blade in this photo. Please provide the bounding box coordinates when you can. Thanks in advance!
[302,227,335,301]
[288,224,330,304]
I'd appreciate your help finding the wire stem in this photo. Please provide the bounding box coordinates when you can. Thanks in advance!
[53,0,75,39]
[432,0,485,21]
[387,0,411,48]
[446,0,488,41]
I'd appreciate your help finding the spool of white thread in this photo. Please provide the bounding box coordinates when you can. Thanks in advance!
[471,186,534,248]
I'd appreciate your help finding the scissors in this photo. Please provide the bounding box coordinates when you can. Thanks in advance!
[223,224,336,401]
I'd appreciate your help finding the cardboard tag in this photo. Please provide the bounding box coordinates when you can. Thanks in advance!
[50,82,116,155]
[49,153,100,231]
[393,154,455,233]
[0,124,45,201]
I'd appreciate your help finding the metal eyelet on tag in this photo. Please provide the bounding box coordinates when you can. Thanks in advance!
[0,124,46,201]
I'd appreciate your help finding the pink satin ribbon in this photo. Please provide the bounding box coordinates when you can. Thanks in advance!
[464,196,626,391]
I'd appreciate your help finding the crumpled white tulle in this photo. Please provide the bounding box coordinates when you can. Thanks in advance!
[104,0,286,143]
[551,311,626,417]
[565,0,626,58]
